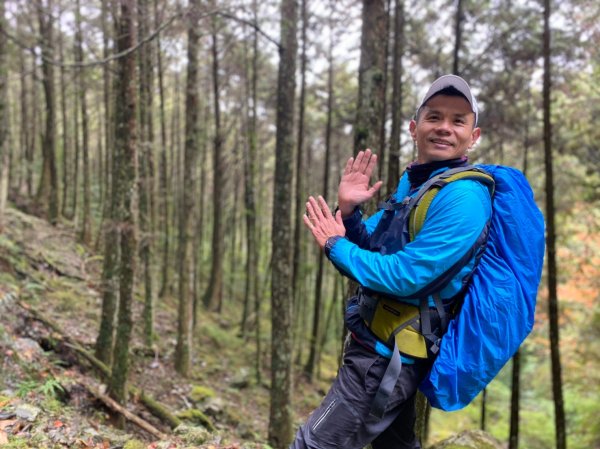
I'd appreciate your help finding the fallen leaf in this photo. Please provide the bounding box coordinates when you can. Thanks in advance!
[53,420,64,428]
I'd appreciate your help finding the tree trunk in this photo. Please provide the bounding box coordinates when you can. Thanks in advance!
[203,11,226,311]
[17,37,28,195]
[415,391,431,446]
[387,0,404,194]
[35,0,60,225]
[480,387,487,431]
[175,0,201,377]
[75,0,92,244]
[95,0,119,367]
[58,10,70,219]
[108,0,138,415]
[304,17,334,381]
[291,0,308,331]
[354,0,386,154]
[543,1,566,448]
[240,9,259,338]
[155,0,170,301]
[0,0,7,232]
[268,0,298,446]
[452,0,463,75]
[138,0,155,346]
[509,350,520,449]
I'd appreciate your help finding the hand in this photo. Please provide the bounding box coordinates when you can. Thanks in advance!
[303,196,345,249]
[338,149,383,217]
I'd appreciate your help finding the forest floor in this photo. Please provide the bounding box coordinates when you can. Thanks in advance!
[0,206,334,449]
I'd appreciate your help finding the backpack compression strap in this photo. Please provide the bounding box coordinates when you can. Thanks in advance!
[409,168,495,241]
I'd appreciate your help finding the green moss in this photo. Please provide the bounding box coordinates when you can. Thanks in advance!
[190,385,216,402]
[123,440,147,449]
[177,408,215,431]
[174,424,212,445]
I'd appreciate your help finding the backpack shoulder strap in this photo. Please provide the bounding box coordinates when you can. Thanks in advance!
[409,167,495,241]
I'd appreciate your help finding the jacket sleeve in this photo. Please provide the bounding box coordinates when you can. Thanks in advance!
[328,180,492,298]
[342,208,384,249]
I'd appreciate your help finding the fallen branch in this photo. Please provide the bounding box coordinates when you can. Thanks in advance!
[83,381,168,440]
[16,300,182,430]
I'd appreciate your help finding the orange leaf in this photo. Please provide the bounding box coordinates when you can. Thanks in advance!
[53,420,64,428]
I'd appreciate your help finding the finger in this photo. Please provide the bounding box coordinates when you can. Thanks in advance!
[306,199,318,221]
[352,151,365,171]
[365,153,378,178]
[343,157,354,175]
[303,213,314,230]
[357,148,372,173]
[335,209,344,226]
[318,196,333,219]
[308,196,325,220]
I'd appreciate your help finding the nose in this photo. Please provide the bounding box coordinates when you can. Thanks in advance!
[434,120,452,134]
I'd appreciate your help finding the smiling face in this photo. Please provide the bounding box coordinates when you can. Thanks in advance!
[409,94,481,164]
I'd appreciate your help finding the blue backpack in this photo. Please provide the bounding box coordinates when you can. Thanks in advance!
[418,164,545,410]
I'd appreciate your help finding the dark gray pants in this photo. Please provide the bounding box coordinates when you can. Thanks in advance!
[290,340,432,449]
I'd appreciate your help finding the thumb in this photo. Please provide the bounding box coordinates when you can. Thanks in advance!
[369,180,383,195]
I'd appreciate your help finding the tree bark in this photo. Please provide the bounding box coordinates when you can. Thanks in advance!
[75,0,92,244]
[35,0,60,225]
[291,0,308,330]
[203,10,226,311]
[354,0,387,154]
[452,0,464,75]
[108,0,138,414]
[387,0,404,194]
[305,14,334,381]
[268,0,298,446]
[0,0,7,232]
[138,0,155,346]
[543,1,567,448]
[58,9,70,219]
[155,0,170,301]
[175,0,201,376]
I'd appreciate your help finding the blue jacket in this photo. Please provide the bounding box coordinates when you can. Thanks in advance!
[328,165,492,360]
[329,166,492,305]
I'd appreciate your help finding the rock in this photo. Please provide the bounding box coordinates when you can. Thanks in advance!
[230,367,250,389]
[427,430,504,449]
[202,397,225,418]
[174,424,211,445]
[13,338,44,362]
[15,403,41,421]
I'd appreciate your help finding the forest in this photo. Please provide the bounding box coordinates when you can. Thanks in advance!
[0,0,598,448]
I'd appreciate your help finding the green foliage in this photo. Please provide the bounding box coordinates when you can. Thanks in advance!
[16,380,39,398]
[16,376,64,399]
[3,436,30,449]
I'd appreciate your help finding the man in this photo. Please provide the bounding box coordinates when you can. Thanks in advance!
[292,75,491,449]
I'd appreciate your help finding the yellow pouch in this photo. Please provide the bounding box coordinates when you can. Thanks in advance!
[368,298,428,359]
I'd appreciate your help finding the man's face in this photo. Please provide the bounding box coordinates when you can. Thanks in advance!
[409,94,481,164]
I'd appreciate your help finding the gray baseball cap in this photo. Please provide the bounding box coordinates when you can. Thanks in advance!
[418,74,479,126]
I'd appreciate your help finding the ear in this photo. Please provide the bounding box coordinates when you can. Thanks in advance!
[409,119,417,141]
[470,127,481,147]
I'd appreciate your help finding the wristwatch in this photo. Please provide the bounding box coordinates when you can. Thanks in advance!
[324,235,343,259]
